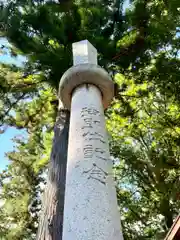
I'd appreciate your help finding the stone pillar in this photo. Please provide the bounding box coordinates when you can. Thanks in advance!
[59,40,123,240]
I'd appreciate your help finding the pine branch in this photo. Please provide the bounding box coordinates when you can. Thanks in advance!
[0,93,26,131]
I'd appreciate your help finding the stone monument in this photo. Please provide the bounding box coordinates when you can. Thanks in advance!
[59,40,124,240]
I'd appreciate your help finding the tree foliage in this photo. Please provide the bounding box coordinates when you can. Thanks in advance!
[108,74,180,239]
[0,0,179,239]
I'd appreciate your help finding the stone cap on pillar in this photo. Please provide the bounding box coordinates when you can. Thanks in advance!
[72,40,97,66]
[59,40,114,110]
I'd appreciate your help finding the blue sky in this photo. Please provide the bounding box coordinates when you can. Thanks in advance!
[0,38,26,172]
[0,128,26,171]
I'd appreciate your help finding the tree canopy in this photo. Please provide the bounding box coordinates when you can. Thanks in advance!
[0,0,180,239]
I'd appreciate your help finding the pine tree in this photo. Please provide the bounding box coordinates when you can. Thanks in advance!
[0,0,179,239]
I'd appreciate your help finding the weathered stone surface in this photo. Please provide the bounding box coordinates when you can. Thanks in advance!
[59,64,114,110]
[72,40,97,65]
[62,84,123,240]
[61,40,123,240]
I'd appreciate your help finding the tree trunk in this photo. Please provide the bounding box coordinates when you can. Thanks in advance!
[36,106,70,240]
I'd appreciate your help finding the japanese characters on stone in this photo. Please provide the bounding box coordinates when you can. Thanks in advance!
[81,107,108,185]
